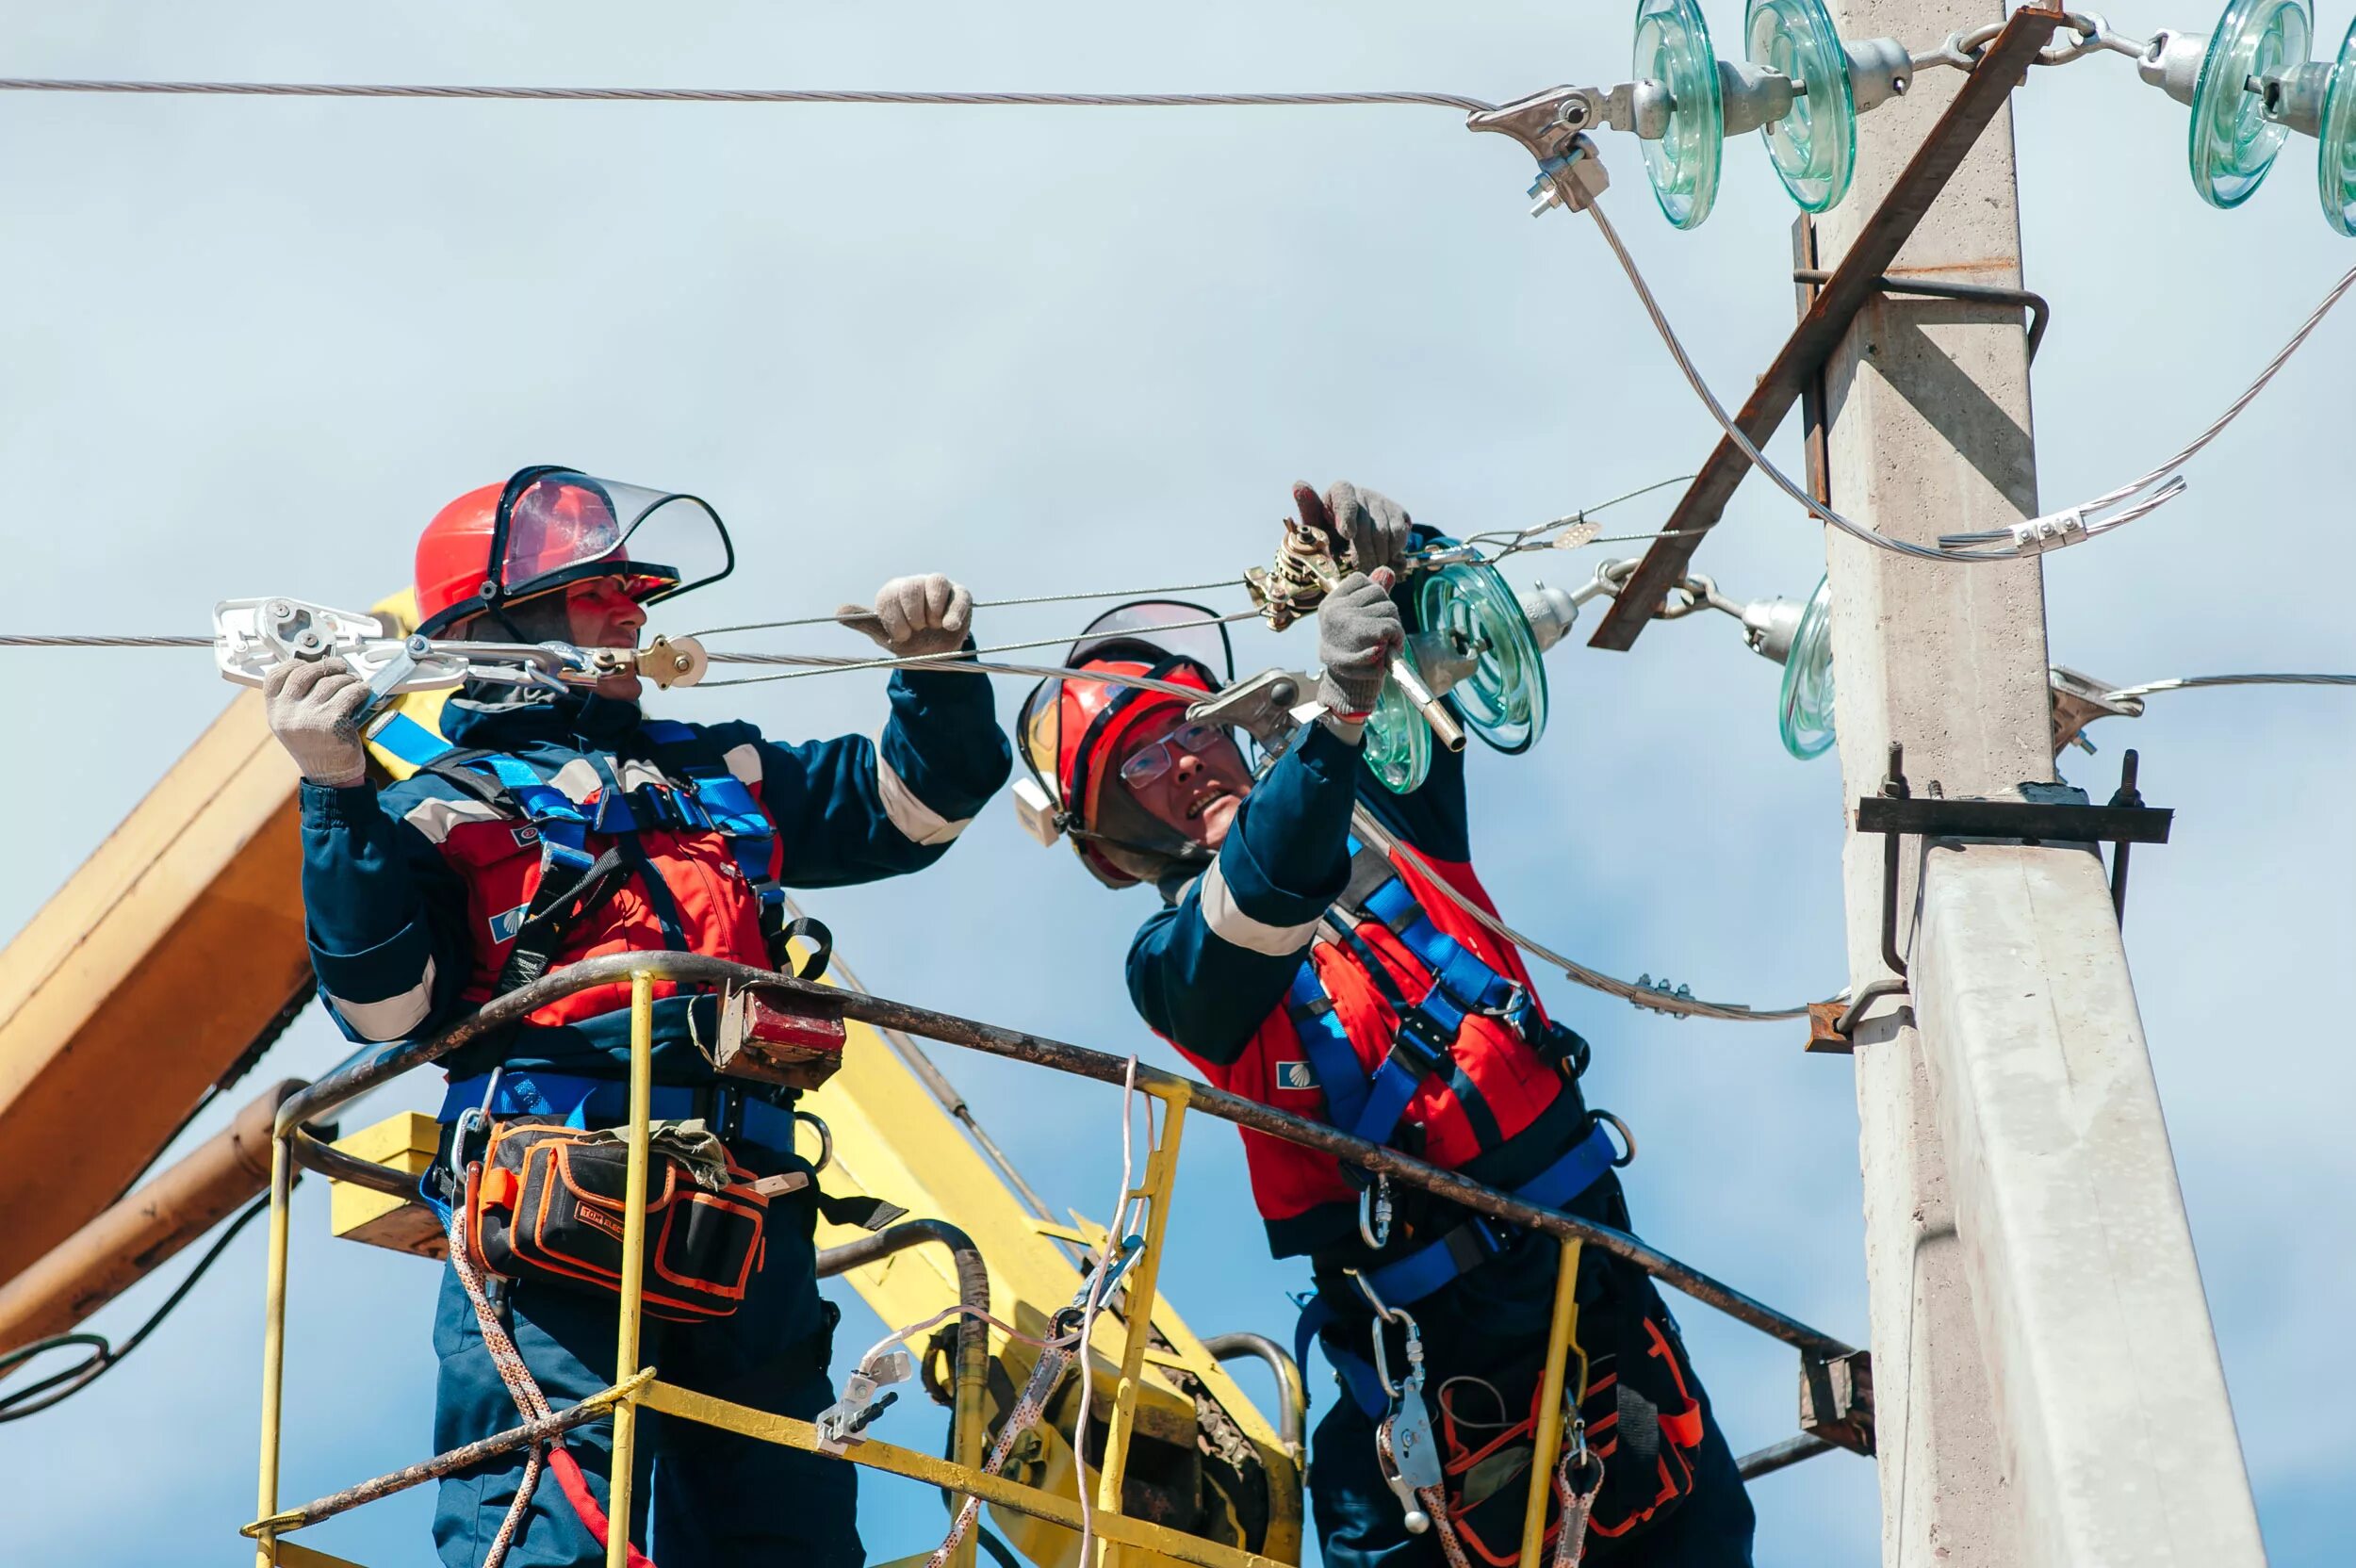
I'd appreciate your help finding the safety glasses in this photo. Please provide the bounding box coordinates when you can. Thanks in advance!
[1118,722,1229,787]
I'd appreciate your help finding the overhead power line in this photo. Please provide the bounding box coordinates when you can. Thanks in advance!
[0,78,1494,112]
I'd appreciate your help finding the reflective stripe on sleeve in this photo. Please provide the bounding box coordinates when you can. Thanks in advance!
[326,958,438,1042]
[874,743,970,847]
[1198,859,1321,957]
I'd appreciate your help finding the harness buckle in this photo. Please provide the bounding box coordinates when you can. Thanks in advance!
[1479,979,1531,1023]
[1392,1007,1455,1065]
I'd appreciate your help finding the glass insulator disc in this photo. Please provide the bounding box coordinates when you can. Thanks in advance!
[1747,0,1857,211]
[1778,574,1837,760]
[1634,0,1726,229]
[1362,676,1433,794]
[1416,561,1549,755]
[2189,0,2311,207]
[2318,15,2356,234]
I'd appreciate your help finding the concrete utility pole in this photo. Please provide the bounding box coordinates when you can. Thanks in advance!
[1816,3,2266,1563]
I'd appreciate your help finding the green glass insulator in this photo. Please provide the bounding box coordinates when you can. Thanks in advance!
[1746,0,1857,211]
[2319,16,2356,234]
[2189,0,2311,207]
[1362,678,1433,794]
[1634,0,1726,229]
[1778,575,1837,760]
[1416,561,1550,755]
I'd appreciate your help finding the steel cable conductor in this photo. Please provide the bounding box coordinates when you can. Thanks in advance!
[2103,671,2356,699]
[1349,807,1822,1024]
[1575,190,2201,562]
[692,610,1268,687]
[0,78,1497,112]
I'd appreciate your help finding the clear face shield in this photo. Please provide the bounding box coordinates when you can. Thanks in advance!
[484,466,735,621]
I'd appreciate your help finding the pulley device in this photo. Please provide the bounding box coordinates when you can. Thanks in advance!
[212,596,710,712]
[1243,515,1580,795]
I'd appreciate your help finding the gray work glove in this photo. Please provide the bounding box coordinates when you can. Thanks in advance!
[838,573,975,659]
[264,657,371,788]
[1293,480,1412,578]
[1316,571,1405,723]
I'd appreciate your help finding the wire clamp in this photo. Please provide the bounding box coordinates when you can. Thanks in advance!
[2004,507,2090,555]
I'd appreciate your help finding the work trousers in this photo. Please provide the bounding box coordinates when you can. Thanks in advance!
[429,1140,859,1568]
[1307,1232,1756,1568]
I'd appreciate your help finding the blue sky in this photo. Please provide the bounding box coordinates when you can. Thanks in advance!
[1,4,2349,1564]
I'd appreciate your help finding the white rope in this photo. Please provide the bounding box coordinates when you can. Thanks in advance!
[1074,1054,1143,1568]
[0,77,1494,112]
[855,1303,1078,1379]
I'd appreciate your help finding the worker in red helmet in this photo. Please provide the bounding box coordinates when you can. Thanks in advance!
[1023,482,1755,1568]
[263,466,1010,1568]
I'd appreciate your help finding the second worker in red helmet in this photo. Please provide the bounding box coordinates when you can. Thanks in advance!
[1020,482,1757,1568]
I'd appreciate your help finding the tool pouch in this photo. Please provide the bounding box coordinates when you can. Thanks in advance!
[706,982,848,1092]
[465,1118,776,1322]
[1432,1269,1706,1561]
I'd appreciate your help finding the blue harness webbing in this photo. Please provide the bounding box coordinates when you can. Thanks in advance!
[1280,841,1599,1418]
[1293,1119,1621,1418]
[637,719,787,919]
[409,719,787,925]
[437,1069,800,1149]
[1285,842,1542,1156]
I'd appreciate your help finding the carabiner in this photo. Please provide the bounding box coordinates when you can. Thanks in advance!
[447,1067,503,1189]
[1358,1173,1395,1250]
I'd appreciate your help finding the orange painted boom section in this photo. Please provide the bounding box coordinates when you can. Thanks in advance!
[0,692,312,1282]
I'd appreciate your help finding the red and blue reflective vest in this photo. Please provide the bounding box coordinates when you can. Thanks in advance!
[300,675,1009,1084]
[1129,722,1598,1261]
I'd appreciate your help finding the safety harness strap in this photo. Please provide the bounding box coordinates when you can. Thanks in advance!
[1294,1120,1622,1419]
[640,718,789,926]
[1287,841,1539,1158]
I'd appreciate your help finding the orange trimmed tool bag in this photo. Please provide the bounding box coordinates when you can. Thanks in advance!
[464,1118,776,1322]
[1432,1273,1707,1561]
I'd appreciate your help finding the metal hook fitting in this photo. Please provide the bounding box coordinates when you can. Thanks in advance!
[1592,1108,1638,1168]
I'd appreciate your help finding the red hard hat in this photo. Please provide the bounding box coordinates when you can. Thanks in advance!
[1019,601,1235,888]
[414,466,733,637]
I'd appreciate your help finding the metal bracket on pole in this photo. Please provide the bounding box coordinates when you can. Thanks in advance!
[1799,1348,1875,1456]
[1790,268,2052,363]
[1855,748,2170,944]
[1813,746,2167,1054]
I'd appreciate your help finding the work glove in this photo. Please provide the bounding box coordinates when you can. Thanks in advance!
[1316,571,1405,724]
[839,573,974,660]
[1293,480,1412,578]
[263,657,371,789]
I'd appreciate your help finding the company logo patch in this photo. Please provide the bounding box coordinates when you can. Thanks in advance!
[511,825,541,848]
[1276,1061,1317,1091]
[488,904,531,944]
[574,1202,626,1243]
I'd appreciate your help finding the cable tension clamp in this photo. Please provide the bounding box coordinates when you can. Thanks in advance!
[213,596,711,711]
